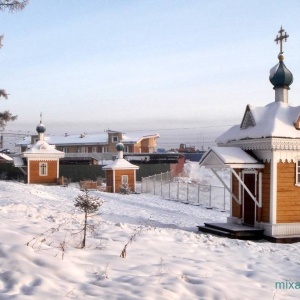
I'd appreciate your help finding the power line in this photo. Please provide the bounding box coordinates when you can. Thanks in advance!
[122,124,235,132]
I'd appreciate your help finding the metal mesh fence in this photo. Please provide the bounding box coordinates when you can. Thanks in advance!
[141,173,229,211]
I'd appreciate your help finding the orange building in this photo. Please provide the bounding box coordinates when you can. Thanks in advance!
[16,119,65,184]
[103,143,139,193]
[200,27,300,241]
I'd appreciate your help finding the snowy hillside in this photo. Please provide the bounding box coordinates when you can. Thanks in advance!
[0,166,299,299]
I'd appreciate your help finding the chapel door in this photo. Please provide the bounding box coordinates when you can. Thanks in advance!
[106,174,113,193]
[243,173,256,226]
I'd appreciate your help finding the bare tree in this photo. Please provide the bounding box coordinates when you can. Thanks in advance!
[0,36,17,128]
[0,0,29,12]
[0,110,17,128]
[0,1,27,128]
[0,89,8,99]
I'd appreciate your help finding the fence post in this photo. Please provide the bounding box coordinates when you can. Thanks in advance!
[141,177,144,193]
[207,184,213,209]
[186,182,189,202]
[222,186,226,212]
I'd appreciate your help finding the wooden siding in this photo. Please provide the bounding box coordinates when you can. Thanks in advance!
[115,169,135,193]
[261,162,270,223]
[231,169,242,218]
[29,160,58,184]
[277,161,300,223]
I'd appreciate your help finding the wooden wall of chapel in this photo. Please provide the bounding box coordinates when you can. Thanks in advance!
[29,160,58,184]
[277,161,300,223]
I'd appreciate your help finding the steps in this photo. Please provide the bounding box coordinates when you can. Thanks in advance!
[197,223,264,240]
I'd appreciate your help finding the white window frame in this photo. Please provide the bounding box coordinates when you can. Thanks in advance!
[92,147,97,153]
[124,146,129,153]
[81,147,88,153]
[121,175,128,185]
[296,160,300,186]
[112,136,118,143]
[39,162,48,176]
[63,147,68,153]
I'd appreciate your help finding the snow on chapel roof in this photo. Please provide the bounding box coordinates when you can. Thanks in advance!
[102,143,139,170]
[21,118,64,159]
[199,146,264,169]
[217,27,300,145]
[216,101,300,144]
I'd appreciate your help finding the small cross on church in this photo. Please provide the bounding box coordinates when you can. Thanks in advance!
[274,26,289,54]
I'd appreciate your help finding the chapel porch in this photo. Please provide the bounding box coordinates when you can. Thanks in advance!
[197,222,264,240]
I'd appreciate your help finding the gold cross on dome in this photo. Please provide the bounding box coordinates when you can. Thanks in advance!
[274,26,289,54]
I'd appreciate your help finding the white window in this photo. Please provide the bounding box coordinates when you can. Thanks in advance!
[63,147,68,153]
[112,136,118,143]
[124,146,129,153]
[39,162,48,176]
[121,175,128,185]
[76,147,81,153]
[102,147,108,153]
[81,147,88,153]
[92,147,97,153]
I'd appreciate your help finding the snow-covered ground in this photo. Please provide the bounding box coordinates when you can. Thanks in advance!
[0,163,299,299]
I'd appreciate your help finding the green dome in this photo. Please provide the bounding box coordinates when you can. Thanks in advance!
[269,60,293,89]
[116,142,124,151]
[36,122,46,133]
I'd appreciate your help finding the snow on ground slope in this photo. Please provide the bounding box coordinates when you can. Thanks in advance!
[0,179,299,299]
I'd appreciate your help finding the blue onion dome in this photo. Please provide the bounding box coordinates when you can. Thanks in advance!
[269,54,293,89]
[116,142,124,151]
[36,121,46,133]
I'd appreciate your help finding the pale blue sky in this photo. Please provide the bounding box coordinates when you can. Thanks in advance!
[1,0,300,148]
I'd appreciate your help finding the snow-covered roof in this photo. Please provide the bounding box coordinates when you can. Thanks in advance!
[0,153,13,161]
[121,132,160,143]
[21,140,65,159]
[102,157,139,170]
[16,133,108,147]
[199,147,264,169]
[217,101,300,144]
[16,131,159,146]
